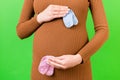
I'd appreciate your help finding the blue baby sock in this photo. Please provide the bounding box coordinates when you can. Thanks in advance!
[63,9,78,28]
[71,10,78,25]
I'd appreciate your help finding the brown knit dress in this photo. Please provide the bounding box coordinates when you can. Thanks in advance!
[16,0,109,80]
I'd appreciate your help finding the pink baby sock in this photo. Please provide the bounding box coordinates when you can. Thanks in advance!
[38,56,54,76]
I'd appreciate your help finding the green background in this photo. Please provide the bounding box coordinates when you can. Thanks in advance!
[0,0,120,80]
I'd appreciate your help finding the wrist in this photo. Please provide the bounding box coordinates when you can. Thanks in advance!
[37,13,44,24]
[75,54,82,64]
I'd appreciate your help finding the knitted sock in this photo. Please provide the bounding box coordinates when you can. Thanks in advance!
[38,56,54,76]
[63,9,78,28]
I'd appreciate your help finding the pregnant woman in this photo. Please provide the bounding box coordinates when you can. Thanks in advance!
[16,0,109,80]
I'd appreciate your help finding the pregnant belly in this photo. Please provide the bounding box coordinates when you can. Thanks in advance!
[33,19,88,57]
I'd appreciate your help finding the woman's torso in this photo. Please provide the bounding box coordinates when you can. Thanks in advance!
[31,0,92,80]
[33,0,89,57]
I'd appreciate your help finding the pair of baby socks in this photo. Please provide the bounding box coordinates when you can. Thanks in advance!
[63,9,78,28]
[38,56,54,76]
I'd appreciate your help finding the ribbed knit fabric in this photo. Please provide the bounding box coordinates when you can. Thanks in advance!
[16,0,109,80]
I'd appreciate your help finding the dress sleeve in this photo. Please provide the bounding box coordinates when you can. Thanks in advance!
[16,0,40,39]
[77,0,109,63]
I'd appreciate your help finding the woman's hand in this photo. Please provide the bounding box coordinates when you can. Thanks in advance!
[47,54,82,69]
[37,4,69,23]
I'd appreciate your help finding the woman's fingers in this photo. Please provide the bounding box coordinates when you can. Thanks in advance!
[52,7,69,12]
[52,7,69,18]
[49,57,63,65]
[55,55,65,60]
[52,10,68,15]
[51,5,69,15]
[52,5,69,11]
[47,54,82,70]
[37,4,70,23]
[48,59,65,69]
[53,10,69,18]
[53,14,66,18]
[48,57,69,70]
